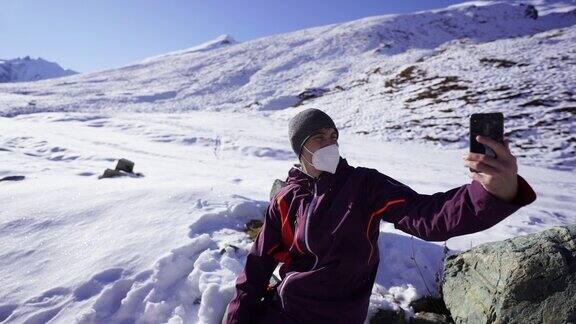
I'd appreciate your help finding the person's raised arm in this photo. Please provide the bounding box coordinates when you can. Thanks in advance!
[365,171,536,242]
[364,136,536,242]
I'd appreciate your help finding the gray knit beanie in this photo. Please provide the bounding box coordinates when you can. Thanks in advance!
[289,108,338,157]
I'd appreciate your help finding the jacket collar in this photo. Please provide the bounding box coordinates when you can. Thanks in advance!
[286,157,352,191]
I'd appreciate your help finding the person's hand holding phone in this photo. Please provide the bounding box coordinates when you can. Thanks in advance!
[462,135,519,202]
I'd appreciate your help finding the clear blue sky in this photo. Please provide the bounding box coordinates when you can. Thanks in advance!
[0,0,471,73]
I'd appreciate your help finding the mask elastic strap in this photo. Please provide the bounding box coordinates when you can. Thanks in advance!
[300,145,316,173]
[302,155,314,169]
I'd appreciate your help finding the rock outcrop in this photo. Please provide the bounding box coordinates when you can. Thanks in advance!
[443,224,576,324]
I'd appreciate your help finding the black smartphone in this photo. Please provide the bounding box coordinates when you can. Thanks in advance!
[469,112,504,173]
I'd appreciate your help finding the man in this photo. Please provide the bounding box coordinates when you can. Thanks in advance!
[224,108,537,323]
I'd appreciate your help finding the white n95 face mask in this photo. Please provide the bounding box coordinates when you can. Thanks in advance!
[304,144,340,174]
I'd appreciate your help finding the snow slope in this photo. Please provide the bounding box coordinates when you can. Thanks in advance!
[0,1,575,323]
[0,57,77,83]
[0,2,574,171]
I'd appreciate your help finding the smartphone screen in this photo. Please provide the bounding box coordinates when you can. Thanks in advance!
[469,112,504,172]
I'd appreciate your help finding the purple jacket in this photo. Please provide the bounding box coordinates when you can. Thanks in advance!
[225,157,537,323]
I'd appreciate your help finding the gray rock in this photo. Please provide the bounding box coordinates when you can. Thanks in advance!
[98,168,124,179]
[411,312,450,324]
[410,296,450,316]
[523,4,538,20]
[297,88,329,104]
[443,224,576,324]
[0,175,25,182]
[370,308,405,324]
[269,178,287,200]
[98,168,144,179]
[98,158,144,179]
[115,158,134,173]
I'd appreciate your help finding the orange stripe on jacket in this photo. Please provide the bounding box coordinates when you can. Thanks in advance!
[366,198,405,264]
[277,195,293,247]
[267,244,280,256]
[279,195,305,254]
[264,194,298,264]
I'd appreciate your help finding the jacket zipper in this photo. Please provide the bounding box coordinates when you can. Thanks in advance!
[279,177,320,311]
[279,272,297,310]
[304,180,319,270]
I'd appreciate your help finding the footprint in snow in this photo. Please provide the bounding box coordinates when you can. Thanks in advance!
[73,268,125,301]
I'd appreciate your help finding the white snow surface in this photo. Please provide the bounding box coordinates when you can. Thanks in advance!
[0,57,77,83]
[0,1,575,323]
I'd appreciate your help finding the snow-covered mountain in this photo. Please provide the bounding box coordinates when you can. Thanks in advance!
[0,1,575,323]
[0,56,77,83]
[0,2,574,171]
[140,34,237,63]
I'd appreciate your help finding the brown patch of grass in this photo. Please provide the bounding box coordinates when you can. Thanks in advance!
[245,219,263,241]
[520,99,557,107]
[549,106,575,115]
[484,93,525,102]
[406,77,468,103]
[385,66,423,88]
[480,58,525,68]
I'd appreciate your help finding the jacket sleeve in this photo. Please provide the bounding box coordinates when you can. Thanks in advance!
[365,169,537,241]
[224,196,282,323]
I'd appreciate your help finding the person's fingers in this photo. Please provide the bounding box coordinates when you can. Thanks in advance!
[463,159,499,175]
[476,135,511,160]
[463,153,505,170]
[503,137,512,153]
[468,169,488,183]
